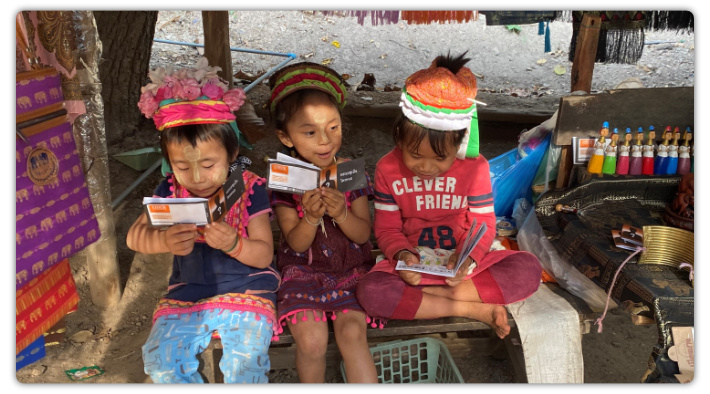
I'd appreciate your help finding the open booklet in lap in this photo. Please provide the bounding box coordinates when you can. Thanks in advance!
[395,220,487,278]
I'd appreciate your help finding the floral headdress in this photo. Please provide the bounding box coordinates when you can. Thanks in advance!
[400,55,480,159]
[267,62,347,113]
[138,57,248,142]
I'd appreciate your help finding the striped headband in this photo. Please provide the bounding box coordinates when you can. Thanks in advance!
[152,98,235,131]
[268,62,347,113]
[401,58,480,159]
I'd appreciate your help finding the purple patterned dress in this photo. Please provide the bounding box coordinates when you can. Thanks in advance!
[270,176,375,335]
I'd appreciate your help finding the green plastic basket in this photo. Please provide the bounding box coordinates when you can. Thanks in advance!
[341,337,464,383]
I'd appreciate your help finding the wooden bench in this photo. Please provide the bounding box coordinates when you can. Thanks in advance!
[197,281,596,383]
[194,229,597,383]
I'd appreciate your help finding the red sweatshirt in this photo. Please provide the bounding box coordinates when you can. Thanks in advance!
[372,147,496,284]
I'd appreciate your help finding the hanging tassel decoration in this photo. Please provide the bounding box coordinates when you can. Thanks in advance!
[544,21,551,53]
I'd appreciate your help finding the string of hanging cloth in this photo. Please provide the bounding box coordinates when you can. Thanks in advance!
[318,10,693,64]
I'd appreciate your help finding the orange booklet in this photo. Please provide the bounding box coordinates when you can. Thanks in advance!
[143,165,245,227]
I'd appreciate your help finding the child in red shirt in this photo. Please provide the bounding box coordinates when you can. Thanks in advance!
[357,52,542,339]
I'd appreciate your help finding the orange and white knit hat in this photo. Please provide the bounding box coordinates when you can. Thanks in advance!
[400,55,480,159]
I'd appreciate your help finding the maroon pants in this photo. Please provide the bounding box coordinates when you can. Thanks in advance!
[356,250,542,320]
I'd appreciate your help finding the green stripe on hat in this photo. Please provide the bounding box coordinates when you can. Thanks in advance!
[466,114,479,158]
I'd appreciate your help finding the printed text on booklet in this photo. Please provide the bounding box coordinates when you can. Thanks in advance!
[266,152,367,194]
[142,164,245,227]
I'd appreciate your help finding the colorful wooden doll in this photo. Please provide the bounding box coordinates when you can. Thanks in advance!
[654,126,671,174]
[602,129,619,174]
[628,127,644,175]
[641,128,656,175]
[666,127,680,174]
[616,128,632,175]
[587,121,609,174]
[677,128,692,175]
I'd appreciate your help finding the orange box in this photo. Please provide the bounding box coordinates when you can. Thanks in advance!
[147,204,170,213]
[579,139,594,148]
[271,163,289,175]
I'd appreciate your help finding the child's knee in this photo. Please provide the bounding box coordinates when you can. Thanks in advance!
[356,272,400,316]
[294,331,329,357]
[356,272,383,306]
[335,318,367,344]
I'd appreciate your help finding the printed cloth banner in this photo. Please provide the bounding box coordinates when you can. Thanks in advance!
[16,67,65,123]
[16,259,79,354]
[16,117,100,289]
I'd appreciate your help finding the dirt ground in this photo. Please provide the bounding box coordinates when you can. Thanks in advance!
[15,10,689,385]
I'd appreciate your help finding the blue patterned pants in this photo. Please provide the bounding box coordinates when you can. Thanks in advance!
[142,309,272,383]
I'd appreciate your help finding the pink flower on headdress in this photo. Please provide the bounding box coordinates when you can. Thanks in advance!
[172,81,186,100]
[202,80,224,100]
[223,88,246,111]
[163,75,178,95]
[182,78,201,101]
[155,85,173,102]
[137,91,159,117]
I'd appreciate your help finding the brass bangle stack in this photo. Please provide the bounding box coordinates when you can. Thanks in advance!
[638,225,694,268]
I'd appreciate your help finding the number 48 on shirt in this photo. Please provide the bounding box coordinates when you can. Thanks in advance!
[418,225,456,249]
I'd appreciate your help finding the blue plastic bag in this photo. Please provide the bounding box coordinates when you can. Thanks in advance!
[490,133,551,217]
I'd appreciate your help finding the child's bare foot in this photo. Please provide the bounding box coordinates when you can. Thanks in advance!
[489,305,511,339]
[466,303,510,339]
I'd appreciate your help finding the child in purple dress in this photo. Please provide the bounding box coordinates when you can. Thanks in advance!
[267,62,377,383]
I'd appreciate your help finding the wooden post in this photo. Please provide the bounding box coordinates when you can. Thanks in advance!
[202,11,233,89]
[558,13,601,189]
[555,145,574,189]
[570,14,601,93]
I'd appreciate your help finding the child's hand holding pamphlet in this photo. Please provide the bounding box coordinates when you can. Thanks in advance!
[142,163,245,227]
[266,152,367,194]
[395,220,487,278]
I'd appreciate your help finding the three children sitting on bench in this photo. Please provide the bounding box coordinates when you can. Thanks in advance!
[128,53,542,383]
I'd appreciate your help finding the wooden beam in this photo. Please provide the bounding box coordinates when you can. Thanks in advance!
[553,87,694,145]
[570,14,601,93]
[344,103,554,125]
[202,11,233,88]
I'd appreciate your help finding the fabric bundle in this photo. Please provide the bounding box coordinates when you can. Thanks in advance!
[319,10,478,25]
[16,259,80,355]
[567,11,647,64]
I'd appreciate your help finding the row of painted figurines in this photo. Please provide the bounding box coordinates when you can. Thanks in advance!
[587,122,693,176]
